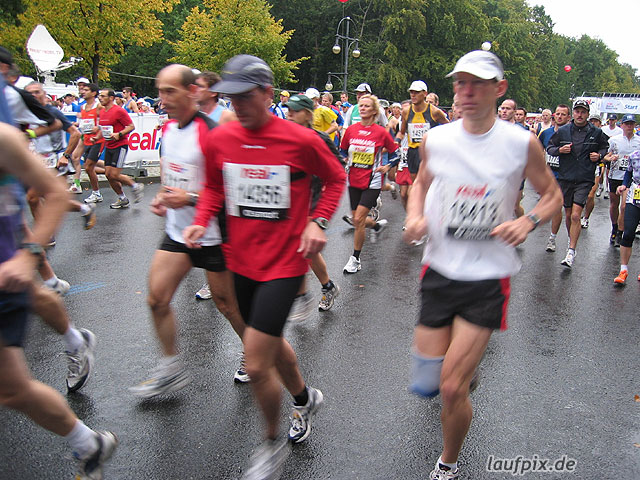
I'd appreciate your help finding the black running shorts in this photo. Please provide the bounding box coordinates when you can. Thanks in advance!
[103,145,128,168]
[407,146,421,174]
[608,178,623,194]
[233,274,303,337]
[348,187,381,211]
[158,234,226,272]
[84,144,104,162]
[419,266,510,331]
[0,291,30,348]
[557,180,594,208]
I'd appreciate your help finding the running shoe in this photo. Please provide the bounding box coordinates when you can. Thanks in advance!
[66,328,97,393]
[614,270,628,285]
[69,184,83,194]
[560,249,575,268]
[604,191,609,200]
[82,203,97,230]
[318,283,340,311]
[48,278,71,296]
[195,283,212,300]
[84,192,103,204]
[614,231,622,248]
[240,438,289,480]
[74,431,119,480]
[46,236,56,248]
[234,352,250,383]
[596,185,603,197]
[390,184,398,200]
[469,370,480,393]
[636,224,640,236]
[132,183,144,203]
[129,358,191,399]
[429,463,459,480]
[545,236,556,252]
[288,387,324,443]
[343,255,361,274]
[369,218,388,244]
[109,197,130,209]
[342,215,354,227]
[287,293,314,323]
[580,217,589,229]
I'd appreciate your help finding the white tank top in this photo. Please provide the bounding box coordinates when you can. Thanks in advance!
[422,119,530,280]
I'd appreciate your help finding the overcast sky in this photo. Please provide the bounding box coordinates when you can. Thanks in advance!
[526,0,640,72]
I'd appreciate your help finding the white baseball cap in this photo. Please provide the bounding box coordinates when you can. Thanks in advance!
[446,50,504,81]
[305,87,320,99]
[355,83,372,93]
[408,80,428,92]
[76,77,90,84]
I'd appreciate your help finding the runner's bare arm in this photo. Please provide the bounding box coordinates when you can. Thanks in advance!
[491,134,562,246]
[397,104,410,139]
[403,134,433,243]
[434,106,450,124]
[219,109,237,125]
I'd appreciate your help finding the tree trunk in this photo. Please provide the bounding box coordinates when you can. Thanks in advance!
[92,53,100,84]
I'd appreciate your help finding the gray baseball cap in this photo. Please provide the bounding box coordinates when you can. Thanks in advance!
[446,50,504,81]
[212,55,274,94]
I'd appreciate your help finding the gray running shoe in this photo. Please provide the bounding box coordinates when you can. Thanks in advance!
[288,387,324,443]
[195,283,212,300]
[234,352,250,383]
[74,431,119,480]
[545,236,556,252]
[241,438,290,480]
[342,215,354,227]
[318,283,340,311]
[82,203,97,230]
[132,183,144,203]
[129,358,191,399]
[287,293,314,323]
[110,197,130,209]
[66,328,97,393]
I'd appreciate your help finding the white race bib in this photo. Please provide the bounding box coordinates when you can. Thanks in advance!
[79,118,95,134]
[162,161,199,192]
[545,152,559,168]
[408,122,429,143]
[440,182,507,240]
[618,155,630,170]
[223,164,290,221]
[100,125,114,140]
[42,152,58,169]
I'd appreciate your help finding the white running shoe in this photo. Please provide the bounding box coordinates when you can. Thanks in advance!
[545,236,556,252]
[288,387,324,443]
[234,352,250,383]
[195,283,212,300]
[84,192,103,204]
[369,218,388,244]
[581,217,589,228]
[561,249,575,268]
[47,278,71,296]
[132,183,144,203]
[66,329,96,393]
[287,293,314,323]
[74,431,119,480]
[129,357,191,399]
[318,283,340,311]
[241,438,289,480]
[69,184,83,194]
[343,255,361,274]
[429,463,459,480]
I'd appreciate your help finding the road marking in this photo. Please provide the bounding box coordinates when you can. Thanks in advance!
[66,281,107,295]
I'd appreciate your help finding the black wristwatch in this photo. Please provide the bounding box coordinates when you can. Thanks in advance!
[526,213,540,230]
[187,192,199,206]
[63,153,71,160]
[311,217,329,230]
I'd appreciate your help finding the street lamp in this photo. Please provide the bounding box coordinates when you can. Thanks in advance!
[326,16,360,92]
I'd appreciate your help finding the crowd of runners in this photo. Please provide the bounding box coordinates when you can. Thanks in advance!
[1,41,639,480]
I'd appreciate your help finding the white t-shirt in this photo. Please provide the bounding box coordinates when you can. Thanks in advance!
[422,120,531,281]
[603,125,623,138]
[608,134,640,180]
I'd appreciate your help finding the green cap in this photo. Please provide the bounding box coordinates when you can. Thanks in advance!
[287,94,314,112]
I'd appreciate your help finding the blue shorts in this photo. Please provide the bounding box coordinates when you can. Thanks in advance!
[0,291,30,348]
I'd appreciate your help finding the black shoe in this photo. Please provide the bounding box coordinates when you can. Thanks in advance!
[610,230,617,244]
[614,231,622,248]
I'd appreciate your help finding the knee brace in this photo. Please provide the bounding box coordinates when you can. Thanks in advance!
[410,351,444,398]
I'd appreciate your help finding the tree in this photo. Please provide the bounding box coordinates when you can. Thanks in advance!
[0,0,178,83]
[171,0,307,86]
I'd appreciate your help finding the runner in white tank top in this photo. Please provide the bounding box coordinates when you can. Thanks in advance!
[402,50,562,480]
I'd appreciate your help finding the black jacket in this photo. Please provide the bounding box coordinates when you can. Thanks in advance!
[547,121,609,183]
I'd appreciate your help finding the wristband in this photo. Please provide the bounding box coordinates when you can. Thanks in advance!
[526,213,540,230]
[26,129,36,139]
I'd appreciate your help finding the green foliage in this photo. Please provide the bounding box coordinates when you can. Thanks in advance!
[171,0,307,86]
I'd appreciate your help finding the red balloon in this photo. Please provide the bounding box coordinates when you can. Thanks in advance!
[564,65,572,72]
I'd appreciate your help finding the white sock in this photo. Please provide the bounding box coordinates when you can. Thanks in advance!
[437,455,458,471]
[568,248,576,254]
[92,190,100,195]
[79,204,90,215]
[65,420,98,458]
[119,193,127,200]
[159,355,179,367]
[621,264,628,272]
[44,276,59,288]
[64,327,85,353]
[550,233,557,239]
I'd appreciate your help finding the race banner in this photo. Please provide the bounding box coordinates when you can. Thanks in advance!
[597,97,640,114]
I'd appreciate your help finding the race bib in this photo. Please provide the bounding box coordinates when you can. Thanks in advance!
[440,182,506,240]
[223,164,290,221]
[158,114,168,126]
[162,161,199,192]
[42,152,58,169]
[79,118,95,134]
[545,152,559,168]
[100,125,114,140]
[350,145,375,168]
[408,122,429,143]
[618,155,630,170]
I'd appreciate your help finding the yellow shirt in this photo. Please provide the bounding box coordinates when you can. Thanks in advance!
[313,106,338,140]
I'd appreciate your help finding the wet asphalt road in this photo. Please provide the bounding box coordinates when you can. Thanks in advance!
[1,182,639,480]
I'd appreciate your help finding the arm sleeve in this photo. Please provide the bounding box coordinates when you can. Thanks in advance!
[598,131,610,157]
[546,130,561,157]
[193,131,225,227]
[623,169,633,188]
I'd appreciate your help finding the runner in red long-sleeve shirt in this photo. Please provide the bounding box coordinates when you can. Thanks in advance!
[183,55,345,480]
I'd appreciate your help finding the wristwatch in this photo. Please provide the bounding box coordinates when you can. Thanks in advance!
[187,192,199,206]
[63,153,71,160]
[526,213,540,230]
[19,242,45,267]
[311,217,329,230]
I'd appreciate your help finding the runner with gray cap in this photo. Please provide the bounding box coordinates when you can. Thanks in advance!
[403,50,561,480]
[183,54,346,480]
